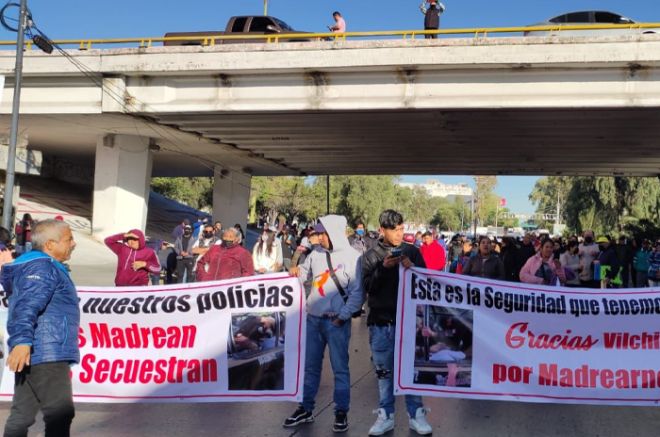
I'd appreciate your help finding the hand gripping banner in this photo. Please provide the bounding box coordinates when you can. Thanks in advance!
[0,273,306,403]
[394,267,660,406]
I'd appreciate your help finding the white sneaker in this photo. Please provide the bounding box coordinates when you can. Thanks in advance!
[368,408,395,436]
[409,407,433,435]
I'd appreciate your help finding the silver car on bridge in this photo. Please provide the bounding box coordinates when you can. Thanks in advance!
[524,11,660,37]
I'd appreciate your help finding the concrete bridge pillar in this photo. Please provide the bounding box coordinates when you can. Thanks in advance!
[92,134,153,238]
[212,167,251,235]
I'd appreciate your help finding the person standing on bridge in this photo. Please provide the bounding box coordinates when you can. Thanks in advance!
[105,229,161,287]
[419,0,445,39]
[2,220,78,437]
[328,11,346,33]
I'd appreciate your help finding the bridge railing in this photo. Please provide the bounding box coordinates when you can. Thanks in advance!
[0,23,659,50]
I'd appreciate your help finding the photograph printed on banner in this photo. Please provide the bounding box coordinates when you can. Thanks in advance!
[227,311,286,391]
[414,305,473,388]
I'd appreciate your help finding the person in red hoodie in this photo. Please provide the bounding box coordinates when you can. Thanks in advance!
[196,228,254,282]
[104,229,161,286]
[419,231,446,271]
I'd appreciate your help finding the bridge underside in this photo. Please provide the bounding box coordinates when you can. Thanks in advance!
[7,106,660,177]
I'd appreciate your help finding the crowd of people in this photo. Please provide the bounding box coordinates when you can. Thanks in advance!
[440,231,660,289]
[0,210,658,436]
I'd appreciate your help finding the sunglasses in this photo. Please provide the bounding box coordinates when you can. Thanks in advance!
[124,237,139,242]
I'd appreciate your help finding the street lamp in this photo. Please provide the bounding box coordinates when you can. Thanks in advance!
[263,0,268,16]
[0,0,53,230]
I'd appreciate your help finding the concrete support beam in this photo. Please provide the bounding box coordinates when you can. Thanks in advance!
[212,167,251,234]
[92,134,152,238]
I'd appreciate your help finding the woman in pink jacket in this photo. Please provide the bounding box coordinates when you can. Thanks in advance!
[519,238,566,286]
[105,229,161,286]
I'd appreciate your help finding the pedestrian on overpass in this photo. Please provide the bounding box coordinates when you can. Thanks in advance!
[328,11,346,33]
[419,0,445,39]
[362,210,432,436]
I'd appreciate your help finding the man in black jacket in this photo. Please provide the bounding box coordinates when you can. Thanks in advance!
[362,210,432,436]
[419,1,445,39]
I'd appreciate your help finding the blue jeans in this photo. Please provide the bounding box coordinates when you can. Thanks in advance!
[369,325,423,417]
[301,315,351,413]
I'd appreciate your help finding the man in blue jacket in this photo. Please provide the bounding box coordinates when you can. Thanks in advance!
[2,219,79,437]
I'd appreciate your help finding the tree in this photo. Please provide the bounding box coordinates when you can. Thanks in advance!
[530,176,660,235]
[473,176,497,226]
[151,177,213,211]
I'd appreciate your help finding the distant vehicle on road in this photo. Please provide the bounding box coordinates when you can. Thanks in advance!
[524,11,660,37]
[164,15,310,46]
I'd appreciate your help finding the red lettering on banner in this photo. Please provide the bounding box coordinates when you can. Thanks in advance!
[505,322,598,351]
[78,354,218,384]
[88,323,197,349]
[537,363,660,389]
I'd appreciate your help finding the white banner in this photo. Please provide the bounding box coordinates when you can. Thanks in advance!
[395,267,660,406]
[0,273,305,403]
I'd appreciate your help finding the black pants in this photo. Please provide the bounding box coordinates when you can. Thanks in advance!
[425,27,438,39]
[176,258,194,283]
[4,361,74,437]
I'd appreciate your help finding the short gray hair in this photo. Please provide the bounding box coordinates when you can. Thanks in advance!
[222,227,240,241]
[31,220,70,251]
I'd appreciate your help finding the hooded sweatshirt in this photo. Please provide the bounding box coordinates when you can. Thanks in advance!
[298,215,364,321]
[105,230,161,286]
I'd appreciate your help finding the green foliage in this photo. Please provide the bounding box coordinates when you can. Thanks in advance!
[530,176,660,235]
[249,176,508,231]
[151,177,213,210]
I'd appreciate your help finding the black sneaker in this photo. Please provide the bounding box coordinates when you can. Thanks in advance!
[333,411,349,433]
[283,406,314,428]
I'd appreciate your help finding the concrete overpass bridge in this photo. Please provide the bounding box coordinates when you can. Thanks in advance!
[0,34,659,236]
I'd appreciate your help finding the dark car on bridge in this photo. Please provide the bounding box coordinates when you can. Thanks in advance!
[525,11,660,37]
[164,15,310,46]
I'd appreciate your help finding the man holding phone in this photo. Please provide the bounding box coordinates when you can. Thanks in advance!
[361,210,431,436]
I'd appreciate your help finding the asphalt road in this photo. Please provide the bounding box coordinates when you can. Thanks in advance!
[1,312,659,436]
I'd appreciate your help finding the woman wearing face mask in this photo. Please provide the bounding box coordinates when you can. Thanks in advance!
[196,228,254,281]
[520,238,566,286]
[560,241,581,287]
[253,228,283,274]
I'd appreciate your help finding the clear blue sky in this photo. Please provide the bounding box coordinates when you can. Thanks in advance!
[1,1,658,213]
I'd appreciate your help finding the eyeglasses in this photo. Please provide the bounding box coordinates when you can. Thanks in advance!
[124,237,139,242]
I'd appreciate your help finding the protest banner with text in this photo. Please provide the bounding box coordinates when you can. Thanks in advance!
[0,273,305,403]
[395,267,660,405]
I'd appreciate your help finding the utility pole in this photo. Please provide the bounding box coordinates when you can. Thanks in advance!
[263,0,268,15]
[2,0,27,230]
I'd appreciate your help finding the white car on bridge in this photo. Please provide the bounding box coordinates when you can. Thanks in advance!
[524,11,660,37]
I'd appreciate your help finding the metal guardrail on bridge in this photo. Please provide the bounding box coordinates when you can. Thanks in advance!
[0,23,658,50]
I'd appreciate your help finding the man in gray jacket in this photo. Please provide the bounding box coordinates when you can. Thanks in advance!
[283,215,363,433]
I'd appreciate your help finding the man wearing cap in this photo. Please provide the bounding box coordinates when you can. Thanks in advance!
[174,224,196,283]
[283,216,363,433]
[596,236,622,288]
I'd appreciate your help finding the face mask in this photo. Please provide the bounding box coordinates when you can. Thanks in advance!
[356,229,365,236]
[584,237,593,244]
[223,240,235,248]
[203,232,214,239]
[598,245,606,252]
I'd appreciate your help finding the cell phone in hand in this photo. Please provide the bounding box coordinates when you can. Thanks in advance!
[391,247,402,257]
